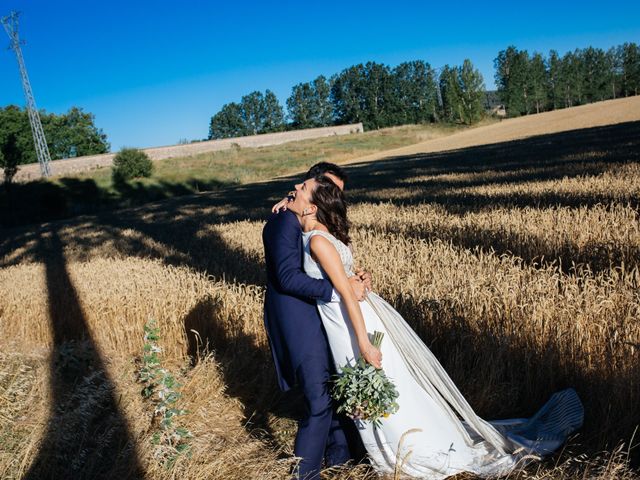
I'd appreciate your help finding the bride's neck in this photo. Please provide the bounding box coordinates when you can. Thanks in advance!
[301,216,329,233]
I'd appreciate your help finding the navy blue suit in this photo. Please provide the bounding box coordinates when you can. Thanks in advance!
[263,210,353,479]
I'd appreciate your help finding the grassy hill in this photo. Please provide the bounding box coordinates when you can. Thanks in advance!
[1,98,640,479]
[0,122,471,228]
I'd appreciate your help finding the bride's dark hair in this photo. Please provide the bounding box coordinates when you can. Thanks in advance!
[311,175,351,246]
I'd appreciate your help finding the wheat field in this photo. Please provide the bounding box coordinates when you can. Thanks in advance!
[1,99,640,479]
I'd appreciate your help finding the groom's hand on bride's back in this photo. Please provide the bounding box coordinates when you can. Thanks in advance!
[348,275,367,301]
[355,269,372,293]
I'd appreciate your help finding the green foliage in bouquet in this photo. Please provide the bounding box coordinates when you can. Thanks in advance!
[332,331,399,428]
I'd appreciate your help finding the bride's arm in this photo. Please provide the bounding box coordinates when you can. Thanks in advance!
[310,236,382,369]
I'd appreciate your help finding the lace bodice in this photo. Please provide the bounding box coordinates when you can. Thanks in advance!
[302,229,355,280]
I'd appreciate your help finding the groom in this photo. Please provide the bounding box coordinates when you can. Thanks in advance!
[262,162,369,479]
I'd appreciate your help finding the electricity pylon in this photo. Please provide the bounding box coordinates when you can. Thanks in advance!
[2,11,52,177]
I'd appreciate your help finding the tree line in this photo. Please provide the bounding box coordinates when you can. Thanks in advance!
[209,59,486,139]
[210,41,640,140]
[0,105,110,169]
[495,42,640,116]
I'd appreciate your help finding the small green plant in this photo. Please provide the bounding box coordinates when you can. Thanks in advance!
[112,147,153,183]
[138,320,192,466]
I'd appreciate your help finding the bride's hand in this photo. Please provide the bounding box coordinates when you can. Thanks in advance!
[360,342,382,369]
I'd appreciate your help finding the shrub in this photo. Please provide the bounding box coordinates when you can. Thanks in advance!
[112,148,153,183]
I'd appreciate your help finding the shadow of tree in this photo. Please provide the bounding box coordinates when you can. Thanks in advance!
[23,228,145,480]
[0,174,236,227]
[355,216,640,275]
[343,120,640,210]
[182,297,304,447]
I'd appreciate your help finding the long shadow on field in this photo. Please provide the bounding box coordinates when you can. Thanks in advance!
[182,298,298,445]
[24,229,144,480]
[355,216,640,274]
[387,293,640,463]
[0,173,234,228]
[343,120,640,210]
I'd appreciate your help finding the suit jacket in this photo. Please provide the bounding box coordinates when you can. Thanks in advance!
[263,209,334,391]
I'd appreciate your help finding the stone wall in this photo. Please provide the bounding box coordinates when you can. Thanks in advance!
[9,123,364,182]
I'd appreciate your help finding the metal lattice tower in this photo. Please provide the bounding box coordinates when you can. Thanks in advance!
[2,11,52,177]
[433,65,445,108]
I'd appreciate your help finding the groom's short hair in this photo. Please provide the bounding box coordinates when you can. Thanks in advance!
[305,162,348,185]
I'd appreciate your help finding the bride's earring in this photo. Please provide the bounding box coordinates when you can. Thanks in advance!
[303,208,308,215]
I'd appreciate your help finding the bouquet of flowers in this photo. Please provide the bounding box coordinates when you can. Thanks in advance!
[332,331,399,428]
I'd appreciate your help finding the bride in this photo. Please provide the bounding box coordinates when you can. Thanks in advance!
[285,174,584,478]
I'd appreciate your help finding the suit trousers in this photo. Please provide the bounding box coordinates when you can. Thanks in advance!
[293,345,351,479]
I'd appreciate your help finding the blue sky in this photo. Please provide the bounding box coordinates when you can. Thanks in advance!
[1,1,638,151]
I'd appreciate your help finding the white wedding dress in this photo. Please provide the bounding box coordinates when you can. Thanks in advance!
[302,229,584,479]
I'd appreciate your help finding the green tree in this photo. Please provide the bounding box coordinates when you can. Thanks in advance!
[238,90,285,135]
[362,61,396,129]
[45,107,110,158]
[561,50,585,107]
[312,75,333,127]
[331,64,367,127]
[528,52,548,113]
[331,62,396,129]
[0,106,32,163]
[262,90,285,133]
[583,47,609,102]
[494,46,530,116]
[392,60,438,124]
[241,91,265,135]
[208,102,247,139]
[209,90,285,139]
[457,59,485,124]
[605,46,623,99]
[439,65,462,123]
[287,81,315,129]
[287,77,334,129]
[547,50,564,109]
[0,105,109,164]
[621,42,640,96]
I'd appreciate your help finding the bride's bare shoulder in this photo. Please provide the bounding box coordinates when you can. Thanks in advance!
[309,234,340,259]
[309,233,332,247]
